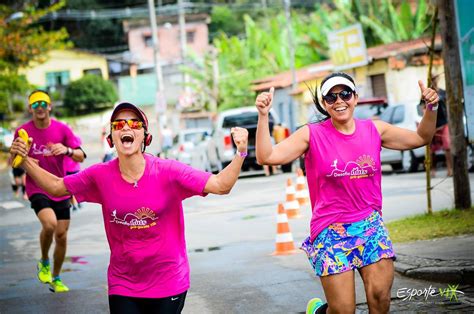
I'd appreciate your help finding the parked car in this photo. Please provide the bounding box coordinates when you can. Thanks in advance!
[378,100,427,172]
[206,106,293,173]
[0,127,14,152]
[354,97,388,120]
[168,128,211,168]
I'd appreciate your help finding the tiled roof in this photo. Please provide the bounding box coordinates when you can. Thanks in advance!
[252,36,442,92]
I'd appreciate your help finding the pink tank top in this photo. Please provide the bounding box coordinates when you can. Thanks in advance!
[304,119,382,241]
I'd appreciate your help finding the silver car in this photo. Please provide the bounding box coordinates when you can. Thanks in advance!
[168,128,211,168]
[379,101,427,172]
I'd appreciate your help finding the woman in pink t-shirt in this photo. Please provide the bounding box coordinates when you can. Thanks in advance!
[10,102,249,314]
[255,72,439,313]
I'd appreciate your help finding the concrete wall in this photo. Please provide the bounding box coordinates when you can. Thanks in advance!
[128,22,209,66]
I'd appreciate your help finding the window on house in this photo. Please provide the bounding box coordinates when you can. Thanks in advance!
[144,35,153,47]
[370,74,387,98]
[45,71,70,88]
[83,68,102,76]
[186,31,195,43]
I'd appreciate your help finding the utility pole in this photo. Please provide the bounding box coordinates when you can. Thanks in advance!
[147,0,164,96]
[424,7,439,215]
[210,47,219,113]
[284,0,298,131]
[437,0,471,209]
[178,0,189,93]
[147,0,165,151]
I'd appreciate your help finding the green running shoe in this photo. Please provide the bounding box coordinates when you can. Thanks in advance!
[306,298,324,314]
[37,261,52,284]
[49,278,69,293]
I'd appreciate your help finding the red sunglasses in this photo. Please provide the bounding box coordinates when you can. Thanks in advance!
[111,119,144,131]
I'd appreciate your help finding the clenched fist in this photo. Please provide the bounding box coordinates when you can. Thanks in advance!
[255,87,274,116]
[230,127,248,155]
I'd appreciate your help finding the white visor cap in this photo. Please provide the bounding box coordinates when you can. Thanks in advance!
[321,76,356,96]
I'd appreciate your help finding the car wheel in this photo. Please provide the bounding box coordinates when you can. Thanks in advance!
[402,150,419,173]
[213,159,223,174]
[281,162,293,173]
[391,163,403,172]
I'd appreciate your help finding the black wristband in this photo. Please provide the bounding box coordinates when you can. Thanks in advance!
[67,147,73,157]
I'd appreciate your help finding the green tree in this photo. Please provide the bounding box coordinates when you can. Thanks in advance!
[0,2,69,117]
[200,0,433,111]
[63,75,118,115]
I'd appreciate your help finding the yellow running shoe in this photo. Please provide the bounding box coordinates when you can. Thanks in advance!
[49,278,69,293]
[37,261,52,284]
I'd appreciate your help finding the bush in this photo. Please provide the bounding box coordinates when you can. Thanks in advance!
[12,99,26,112]
[63,75,118,115]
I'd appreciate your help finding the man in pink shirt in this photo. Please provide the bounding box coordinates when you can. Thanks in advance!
[10,101,248,313]
[13,90,86,293]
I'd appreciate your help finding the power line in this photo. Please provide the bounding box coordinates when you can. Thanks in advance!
[39,1,318,21]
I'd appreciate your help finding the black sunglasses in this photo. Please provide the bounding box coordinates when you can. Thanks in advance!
[322,90,354,105]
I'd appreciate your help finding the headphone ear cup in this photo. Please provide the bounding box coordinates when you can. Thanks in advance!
[145,133,153,147]
[106,134,114,148]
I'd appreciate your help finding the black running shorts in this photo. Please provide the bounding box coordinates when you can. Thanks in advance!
[30,194,71,220]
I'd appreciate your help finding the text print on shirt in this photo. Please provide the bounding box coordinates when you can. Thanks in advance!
[110,207,159,230]
[326,155,377,179]
[31,143,54,156]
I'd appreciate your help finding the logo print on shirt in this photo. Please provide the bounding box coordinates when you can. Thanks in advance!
[327,155,377,179]
[110,207,158,230]
[31,143,53,156]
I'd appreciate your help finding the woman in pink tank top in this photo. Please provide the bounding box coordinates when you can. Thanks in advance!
[255,72,439,313]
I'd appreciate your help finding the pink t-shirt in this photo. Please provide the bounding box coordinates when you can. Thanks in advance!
[63,154,212,298]
[304,119,382,242]
[16,119,81,201]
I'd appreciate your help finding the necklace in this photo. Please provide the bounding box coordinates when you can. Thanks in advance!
[122,172,139,188]
[119,160,145,188]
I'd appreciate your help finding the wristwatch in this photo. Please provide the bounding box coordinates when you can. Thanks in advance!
[66,147,73,157]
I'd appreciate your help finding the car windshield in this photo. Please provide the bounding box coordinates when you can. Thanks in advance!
[183,131,207,144]
[222,112,274,128]
[379,107,393,123]
[354,105,384,119]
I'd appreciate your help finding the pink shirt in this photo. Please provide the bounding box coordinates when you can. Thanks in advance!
[304,119,382,241]
[63,154,212,298]
[16,119,81,201]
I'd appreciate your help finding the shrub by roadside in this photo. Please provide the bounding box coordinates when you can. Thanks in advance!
[386,208,474,243]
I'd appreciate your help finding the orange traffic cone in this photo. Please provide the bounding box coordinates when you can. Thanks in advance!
[284,178,301,219]
[272,203,296,255]
[295,168,310,206]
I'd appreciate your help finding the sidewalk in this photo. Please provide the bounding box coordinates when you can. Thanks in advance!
[378,235,474,312]
[393,235,474,285]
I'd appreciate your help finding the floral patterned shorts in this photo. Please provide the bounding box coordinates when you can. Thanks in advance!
[301,211,395,277]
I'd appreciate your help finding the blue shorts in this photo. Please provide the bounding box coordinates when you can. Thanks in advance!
[301,211,395,276]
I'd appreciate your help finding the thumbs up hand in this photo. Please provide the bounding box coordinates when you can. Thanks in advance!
[255,87,274,116]
[419,80,439,105]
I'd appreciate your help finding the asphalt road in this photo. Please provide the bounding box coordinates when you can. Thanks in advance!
[1,116,473,312]
[1,165,472,313]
